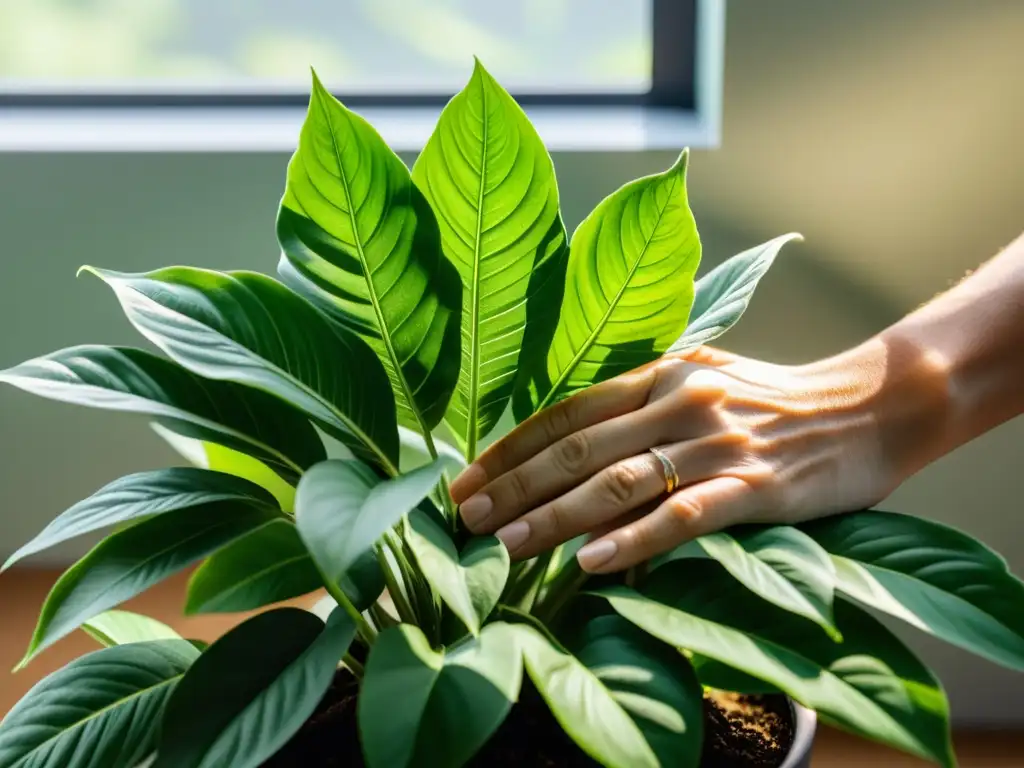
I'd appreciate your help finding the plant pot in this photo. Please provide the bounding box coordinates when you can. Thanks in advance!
[265,670,817,767]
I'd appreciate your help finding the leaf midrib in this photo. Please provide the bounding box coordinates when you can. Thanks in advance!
[465,79,489,459]
[319,97,432,449]
[537,173,681,411]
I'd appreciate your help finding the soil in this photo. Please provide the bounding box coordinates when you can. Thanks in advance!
[262,672,794,767]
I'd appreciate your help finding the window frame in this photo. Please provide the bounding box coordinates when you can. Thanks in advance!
[0,0,723,152]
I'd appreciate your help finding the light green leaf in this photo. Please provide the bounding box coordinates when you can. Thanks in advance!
[359,622,522,768]
[185,520,323,614]
[278,71,462,436]
[152,425,297,511]
[413,59,568,453]
[82,610,182,648]
[23,502,280,665]
[156,607,355,768]
[511,614,701,768]
[295,458,448,603]
[514,150,700,418]
[406,508,509,635]
[802,510,1024,671]
[4,468,278,570]
[0,345,324,481]
[398,426,466,473]
[696,525,840,640]
[82,267,398,474]
[0,640,199,768]
[669,233,800,352]
[597,559,954,767]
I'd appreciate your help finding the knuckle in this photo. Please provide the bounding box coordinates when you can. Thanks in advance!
[668,495,703,524]
[505,469,531,506]
[544,401,575,441]
[553,431,591,473]
[600,463,639,506]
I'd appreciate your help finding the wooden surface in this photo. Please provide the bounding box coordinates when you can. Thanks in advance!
[2,568,1022,766]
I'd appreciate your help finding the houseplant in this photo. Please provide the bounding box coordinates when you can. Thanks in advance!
[1,61,1023,768]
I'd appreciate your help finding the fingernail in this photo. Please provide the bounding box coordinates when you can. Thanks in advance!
[451,463,487,503]
[459,493,493,529]
[496,520,530,553]
[577,540,618,572]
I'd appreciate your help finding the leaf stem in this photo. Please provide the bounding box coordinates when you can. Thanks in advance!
[534,559,591,625]
[343,653,365,678]
[376,545,418,626]
[320,572,377,645]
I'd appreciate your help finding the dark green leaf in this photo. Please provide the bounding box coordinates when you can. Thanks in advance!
[23,501,280,665]
[406,508,509,635]
[185,520,322,614]
[0,640,198,768]
[413,59,568,452]
[82,267,398,473]
[4,468,278,570]
[82,610,182,647]
[514,150,700,416]
[295,459,448,604]
[803,510,1024,671]
[597,559,954,767]
[156,607,355,768]
[669,234,800,352]
[0,345,324,480]
[278,71,462,435]
[359,622,522,768]
[695,525,840,640]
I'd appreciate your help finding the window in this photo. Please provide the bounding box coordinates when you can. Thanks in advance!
[0,0,722,152]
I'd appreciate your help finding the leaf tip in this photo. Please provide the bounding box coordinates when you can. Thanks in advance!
[76,264,100,280]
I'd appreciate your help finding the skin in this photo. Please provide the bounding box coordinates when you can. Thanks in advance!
[452,231,1024,573]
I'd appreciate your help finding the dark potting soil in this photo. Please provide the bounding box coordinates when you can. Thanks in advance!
[262,671,794,767]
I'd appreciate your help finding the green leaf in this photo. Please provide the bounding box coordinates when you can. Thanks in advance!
[156,607,355,768]
[0,345,324,480]
[514,150,700,417]
[669,233,800,352]
[82,610,182,647]
[511,615,702,768]
[185,520,322,614]
[359,622,522,768]
[295,458,448,604]
[398,426,466,473]
[695,525,841,640]
[413,59,568,453]
[802,510,1024,671]
[0,640,198,768]
[278,71,462,436]
[152,425,297,511]
[23,502,280,665]
[597,559,954,767]
[82,267,399,473]
[406,508,509,635]
[4,468,278,570]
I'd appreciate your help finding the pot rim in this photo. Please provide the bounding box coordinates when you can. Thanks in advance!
[778,701,817,768]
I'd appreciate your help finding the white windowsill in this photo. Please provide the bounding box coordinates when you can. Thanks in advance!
[0,104,717,153]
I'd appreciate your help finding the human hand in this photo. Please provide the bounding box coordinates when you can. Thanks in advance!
[451,345,914,573]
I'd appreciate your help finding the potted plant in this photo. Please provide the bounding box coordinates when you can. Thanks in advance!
[1,61,1022,768]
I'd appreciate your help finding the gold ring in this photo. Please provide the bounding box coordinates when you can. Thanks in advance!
[650,447,679,494]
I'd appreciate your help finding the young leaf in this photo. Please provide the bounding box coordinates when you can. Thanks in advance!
[802,510,1024,671]
[82,610,182,647]
[0,640,199,768]
[156,607,356,768]
[359,622,522,768]
[278,71,462,435]
[597,559,955,767]
[511,615,703,768]
[695,525,841,640]
[0,345,324,480]
[4,468,278,570]
[82,267,399,474]
[295,459,449,605]
[185,520,323,614]
[406,508,509,635]
[514,150,701,418]
[23,502,280,665]
[413,59,568,454]
[669,233,801,352]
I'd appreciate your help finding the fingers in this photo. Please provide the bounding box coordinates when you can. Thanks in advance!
[450,370,655,504]
[575,475,756,573]
[492,432,748,561]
